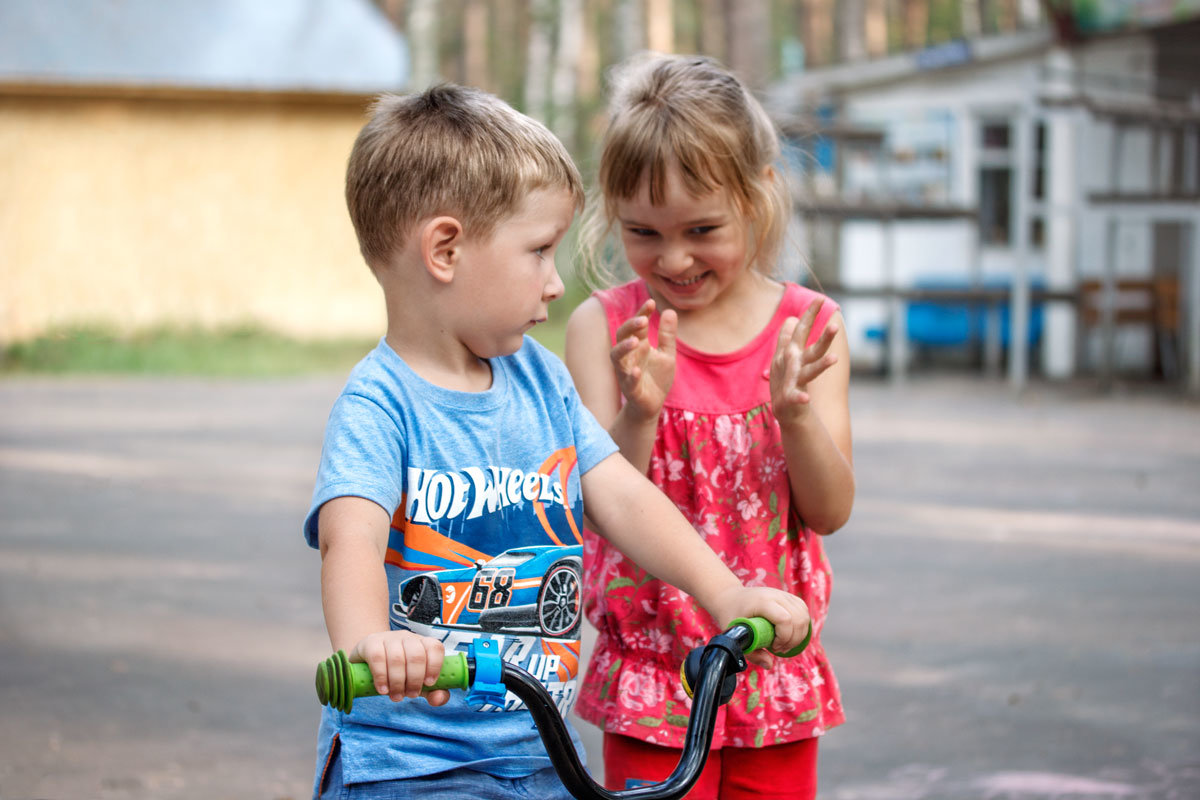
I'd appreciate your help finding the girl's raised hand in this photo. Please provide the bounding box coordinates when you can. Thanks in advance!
[769,298,839,427]
[611,299,677,421]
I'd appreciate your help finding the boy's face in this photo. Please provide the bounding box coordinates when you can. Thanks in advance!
[452,186,575,359]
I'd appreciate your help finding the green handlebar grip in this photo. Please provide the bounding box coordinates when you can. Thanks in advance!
[315,650,470,713]
[730,616,812,658]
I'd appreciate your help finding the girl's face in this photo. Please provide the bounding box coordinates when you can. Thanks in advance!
[614,166,753,314]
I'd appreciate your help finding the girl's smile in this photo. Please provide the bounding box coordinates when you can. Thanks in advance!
[615,166,753,316]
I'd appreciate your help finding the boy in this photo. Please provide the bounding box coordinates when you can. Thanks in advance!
[304,84,811,799]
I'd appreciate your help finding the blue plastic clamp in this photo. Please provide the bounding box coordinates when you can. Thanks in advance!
[466,638,507,709]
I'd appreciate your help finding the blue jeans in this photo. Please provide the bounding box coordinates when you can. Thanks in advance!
[316,738,575,800]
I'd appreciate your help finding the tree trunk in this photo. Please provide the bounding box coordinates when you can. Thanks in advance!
[462,0,489,90]
[995,0,1018,31]
[698,0,725,62]
[961,0,982,38]
[839,0,867,62]
[647,0,674,53]
[903,0,929,49]
[866,0,889,58]
[802,0,834,67]
[524,0,553,120]
[577,0,600,102]
[552,0,584,147]
[407,0,439,89]
[726,0,770,90]
[613,0,645,63]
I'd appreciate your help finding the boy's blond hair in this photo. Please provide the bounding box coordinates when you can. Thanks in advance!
[346,84,585,271]
[579,53,791,288]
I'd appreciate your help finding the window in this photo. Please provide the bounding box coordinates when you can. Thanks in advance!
[977,118,1047,248]
[980,166,1012,245]
[979,120,1013,246]
[1029,122,1047,248]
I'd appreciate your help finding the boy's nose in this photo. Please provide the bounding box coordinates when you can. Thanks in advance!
[544,266,565,301]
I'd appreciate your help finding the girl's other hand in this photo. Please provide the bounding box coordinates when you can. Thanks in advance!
[611,299,677,421]
[769,299,839,428]
[349,630,451,707]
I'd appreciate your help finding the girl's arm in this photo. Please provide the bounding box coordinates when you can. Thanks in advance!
[771,308,856,535]
[318,496,449,704]
[581,453,812,659]
[565,296,673,474]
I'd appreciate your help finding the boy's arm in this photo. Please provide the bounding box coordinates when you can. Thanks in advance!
[580,453,811,657]
[318,496,448,703]
[565,297,659,474]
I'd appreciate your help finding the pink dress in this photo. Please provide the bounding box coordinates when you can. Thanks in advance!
[575,279,846,749]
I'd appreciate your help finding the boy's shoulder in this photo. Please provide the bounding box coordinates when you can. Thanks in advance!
[503,335,573,390]
[336,336,571,407]
[339,338,403,399]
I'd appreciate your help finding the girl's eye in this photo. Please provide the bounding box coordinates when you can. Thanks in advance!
[534,245,550,258]
[627,227,657,237]
[689,225,718,235]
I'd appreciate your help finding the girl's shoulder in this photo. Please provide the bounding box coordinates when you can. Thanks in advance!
[591,280,650,342]
[780,282,840,339]
[593,279,648,316]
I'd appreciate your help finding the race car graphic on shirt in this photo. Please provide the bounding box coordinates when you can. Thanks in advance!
[393,544,583,639]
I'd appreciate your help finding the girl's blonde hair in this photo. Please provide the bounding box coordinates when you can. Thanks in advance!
[578,53,791,289]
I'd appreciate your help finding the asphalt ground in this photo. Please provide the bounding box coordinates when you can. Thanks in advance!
[1,375,1197,800]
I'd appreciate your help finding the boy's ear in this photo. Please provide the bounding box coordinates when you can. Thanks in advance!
[420,216,465,283]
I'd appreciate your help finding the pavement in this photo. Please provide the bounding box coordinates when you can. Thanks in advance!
[0,374,1197,800]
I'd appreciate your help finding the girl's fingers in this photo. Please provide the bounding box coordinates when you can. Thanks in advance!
[797,353,838,387]
[614,314,649,342]
[804,323,837,363]
[798,298,824,341]
[657,308,678,357]
[773,316,801,363]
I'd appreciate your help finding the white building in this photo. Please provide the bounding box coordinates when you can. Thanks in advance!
[768,14,1200,392]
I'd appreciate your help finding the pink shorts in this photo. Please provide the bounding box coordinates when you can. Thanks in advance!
[602,732,819,800]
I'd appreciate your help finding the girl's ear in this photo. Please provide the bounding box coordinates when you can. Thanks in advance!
[420,216,464,284]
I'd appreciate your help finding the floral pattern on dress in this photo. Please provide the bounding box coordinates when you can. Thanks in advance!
[575,280,846,749]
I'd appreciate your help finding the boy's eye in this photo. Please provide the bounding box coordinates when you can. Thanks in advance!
[689,225,718,235]
[534,244,550,258]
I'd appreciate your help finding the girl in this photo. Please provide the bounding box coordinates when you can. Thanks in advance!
[565,54,855,800]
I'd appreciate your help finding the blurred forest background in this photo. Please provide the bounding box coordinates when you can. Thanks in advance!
[371,0,1046,160]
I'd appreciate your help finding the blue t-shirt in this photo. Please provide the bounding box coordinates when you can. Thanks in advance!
[304,337,617,786]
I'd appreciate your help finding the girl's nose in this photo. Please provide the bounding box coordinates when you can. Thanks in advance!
[657,244,692,274]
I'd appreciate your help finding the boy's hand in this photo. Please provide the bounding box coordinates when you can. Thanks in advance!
[770,299,839,428]
[707,585,812,669]
[611,299,677,422]
[349,630,450,707]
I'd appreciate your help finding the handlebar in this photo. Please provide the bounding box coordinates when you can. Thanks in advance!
[314,616,811,800]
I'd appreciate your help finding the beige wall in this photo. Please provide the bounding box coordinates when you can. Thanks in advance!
[0,90,387,342]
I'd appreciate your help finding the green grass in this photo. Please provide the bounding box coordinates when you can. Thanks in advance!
[0,324,378,377]
[1,313,574,378]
